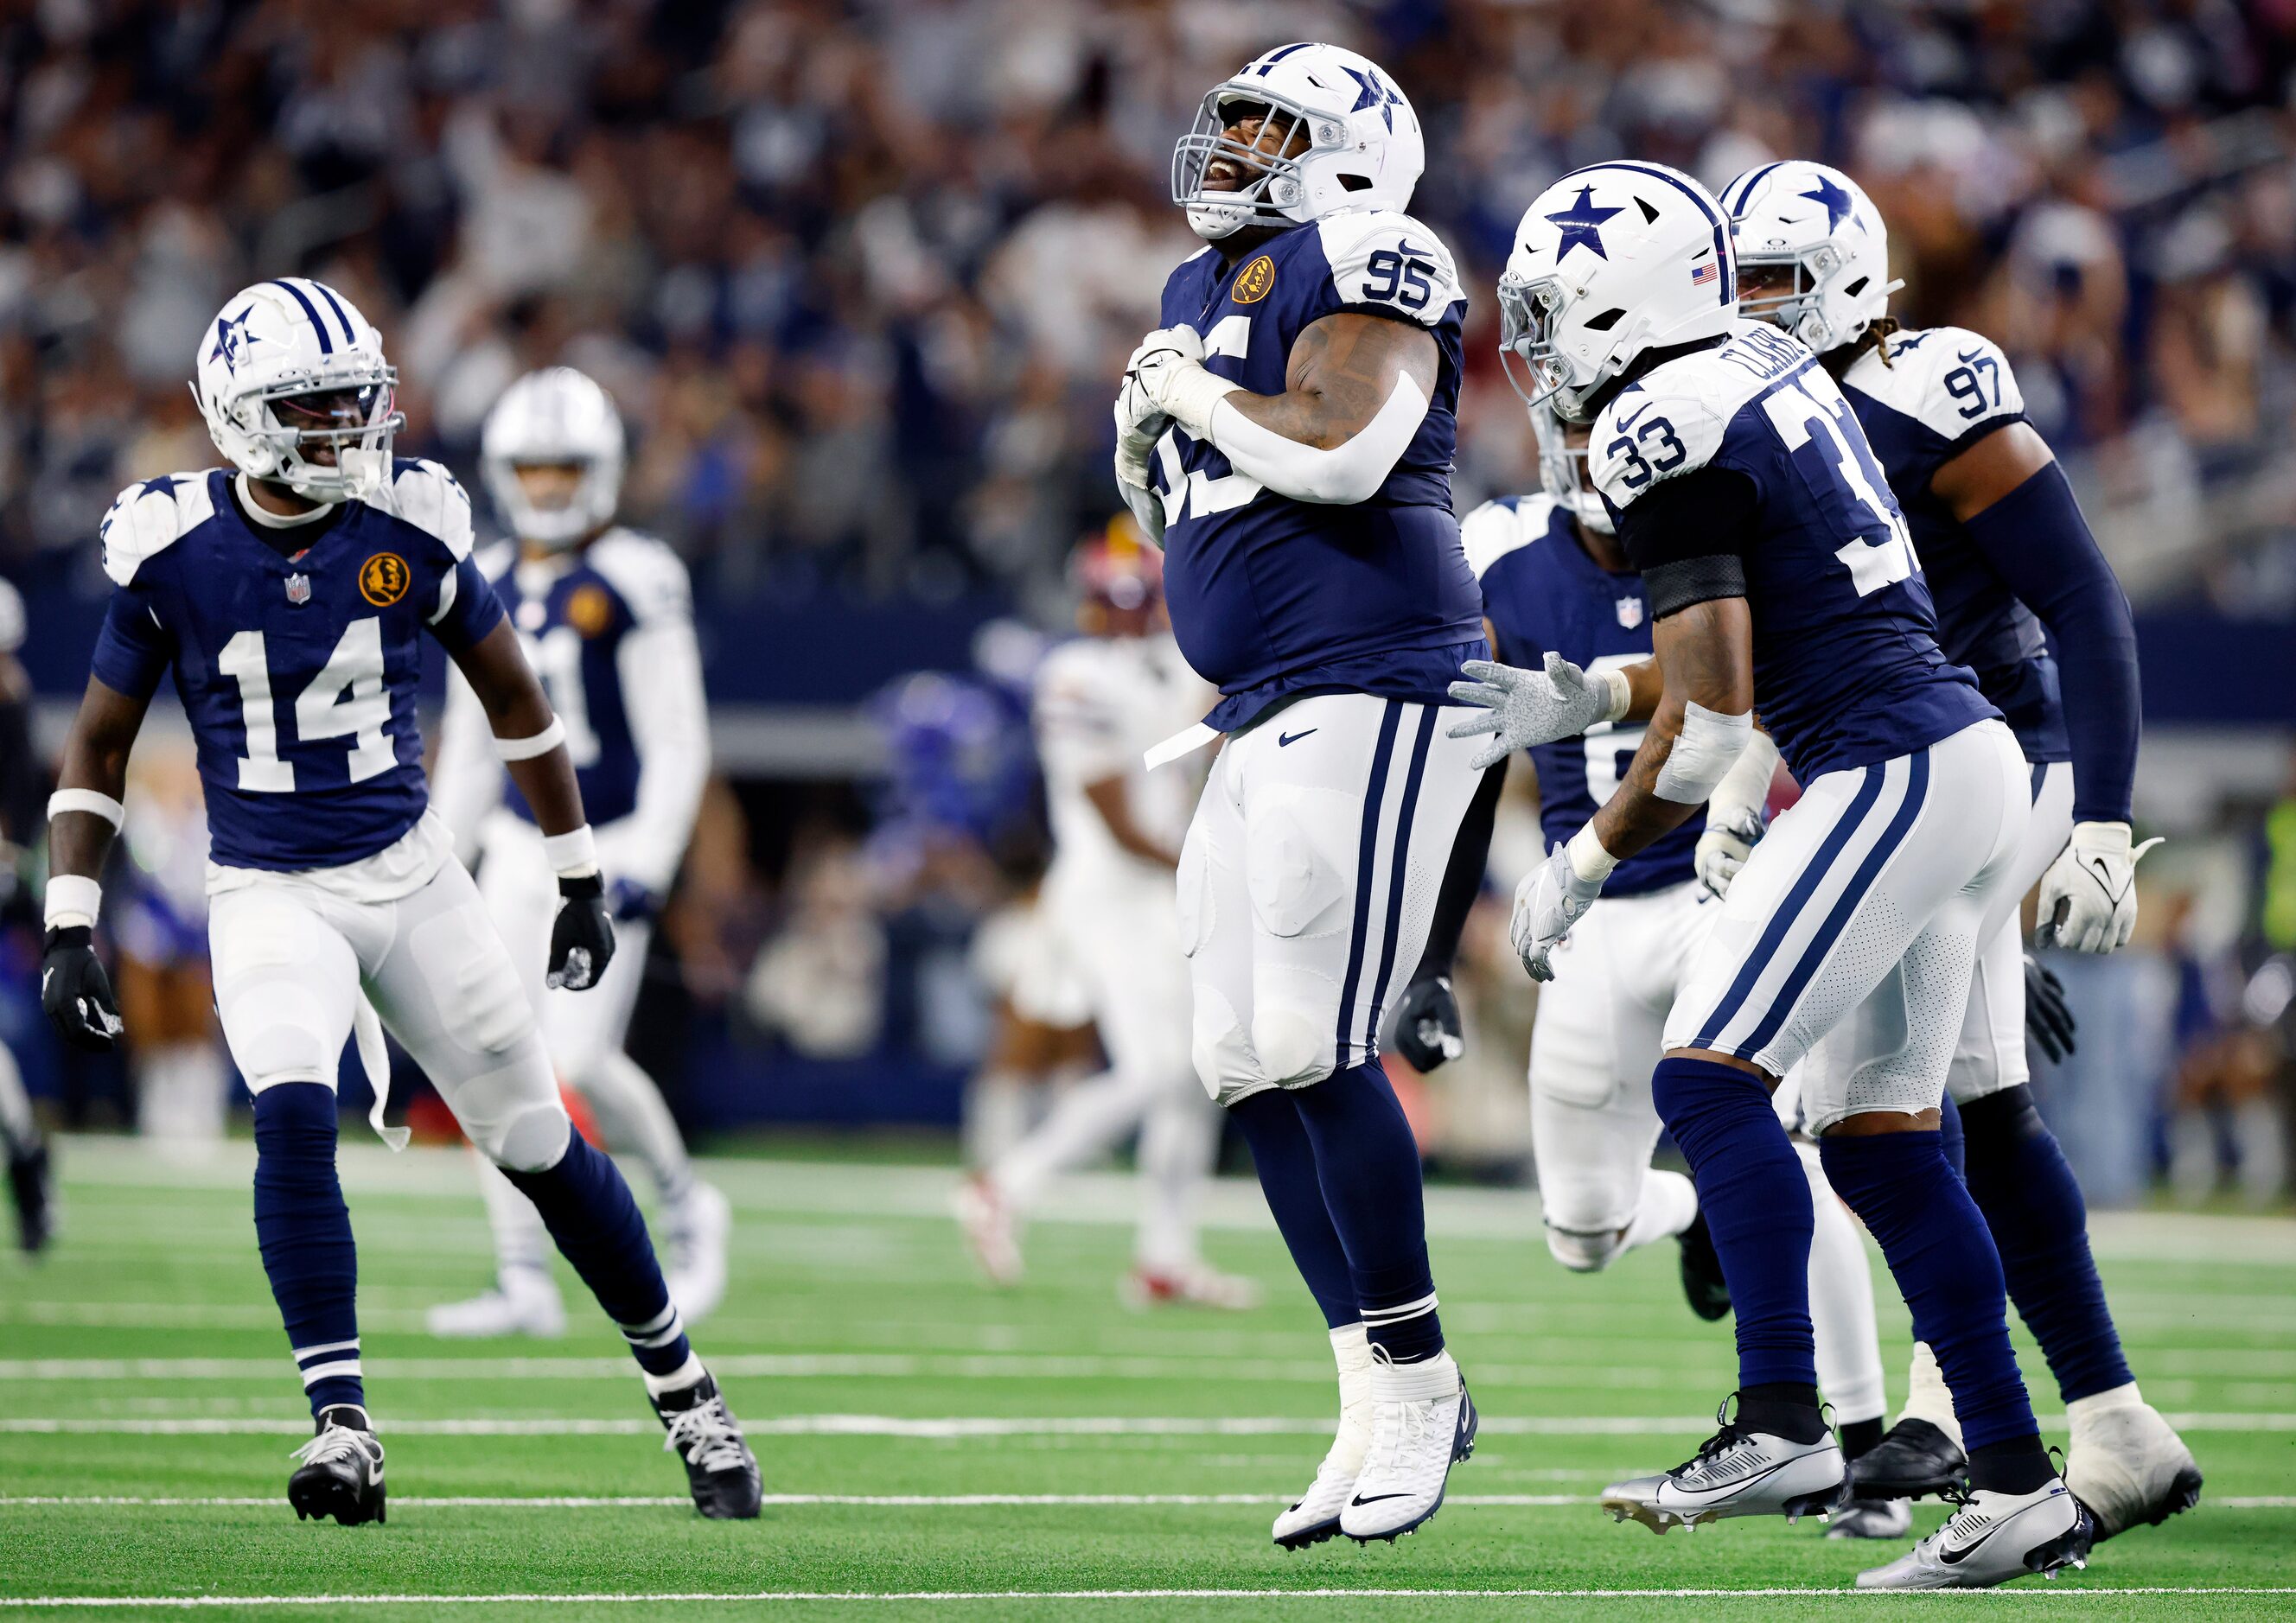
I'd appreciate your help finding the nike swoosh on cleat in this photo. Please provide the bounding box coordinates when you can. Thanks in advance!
[1350,1492,1415,1505]
[1278,729,1317,748]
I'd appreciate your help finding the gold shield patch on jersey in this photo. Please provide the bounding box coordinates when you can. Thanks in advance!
[359,552,410,607]
[1233,254,1277,304]
[565,582,614,637]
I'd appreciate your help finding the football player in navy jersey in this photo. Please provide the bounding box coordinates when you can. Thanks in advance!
[1112,42,1489,1546]
[1452,162,2089,1587]
[425,368,730,1342]
[1455,406,1906,1540]
[1723,160,2197,1543]
[40,282,759,1524]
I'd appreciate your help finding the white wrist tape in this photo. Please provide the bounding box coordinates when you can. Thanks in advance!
[1206,372,1430,506]
[48,789,125,830]
[1654,701,1754,805]
[1565,823,1619,884]
[1596,666,1634,726]
[1705,729,1779,828]
[1159,365,1240,440]
[542,824,598,878]
[495,718,567,761]
[45,875,101,930]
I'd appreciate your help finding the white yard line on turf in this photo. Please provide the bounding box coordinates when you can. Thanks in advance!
[5,1588,2296,1608]
[3,1412,2293,1437]
[4,1493,2293,1511]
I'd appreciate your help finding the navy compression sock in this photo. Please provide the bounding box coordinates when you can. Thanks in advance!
[1652,1056,1816,1390]
[1961,1085,2133,1403]
[1938,1091,1966,1179]
[1229,1089,1359,1330]
[1819,1130,2043,1470]
[1292,1063,1443,1362]
[502,1124,691,1378]
[252,1083,363,1418]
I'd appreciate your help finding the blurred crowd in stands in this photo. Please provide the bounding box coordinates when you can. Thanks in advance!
[2,0,2293,614]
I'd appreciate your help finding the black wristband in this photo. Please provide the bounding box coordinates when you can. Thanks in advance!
[557,873,604,900]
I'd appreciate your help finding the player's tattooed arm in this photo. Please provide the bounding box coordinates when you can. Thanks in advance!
[1590,597,1755,862]
[450,620,589,838]
[1228,313,1438,449]
[49,677,152,882]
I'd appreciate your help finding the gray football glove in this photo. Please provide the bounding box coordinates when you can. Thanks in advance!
[1447,653,1619,770]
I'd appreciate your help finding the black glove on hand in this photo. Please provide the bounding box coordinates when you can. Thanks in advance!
[1392,975,1464,1072]
[41,925,123,1051]
[547,874,616,992]
[2024,953,2077,1065]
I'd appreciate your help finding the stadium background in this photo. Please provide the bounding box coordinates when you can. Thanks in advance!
[0,0,2292,1213]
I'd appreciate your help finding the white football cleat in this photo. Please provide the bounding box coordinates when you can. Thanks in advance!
[1122,1261,1264,1312]
[1272,1326,1374,1550]
[1339,1349,1476,1543]
[664,1181,732,1327]
[1827,1495,1914,1540]
[1857,1479,2092,1588]
[1600,1403,1846,1532]
[953,1172,1022,1286]
[425,1265,566,1339]
[2063,1387,2203,1540]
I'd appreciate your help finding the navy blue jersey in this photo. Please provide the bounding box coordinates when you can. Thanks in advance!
[1464,493,1700,897]
[90,462,503,871]
[1591,322,1997,784]
[1840,327,2068,764]
[1147,210,1486,730]
[482,529,692,831]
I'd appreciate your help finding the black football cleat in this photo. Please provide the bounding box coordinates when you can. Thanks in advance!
[288,1405,386,1525]
[1676,1212,1732,1322]
[1850,1417,1968,1501]
[652,1371,762,1519]
[8,1138,53,1254]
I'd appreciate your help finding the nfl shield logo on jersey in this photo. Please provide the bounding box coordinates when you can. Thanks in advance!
[285,572,311,605]
[1616,596,1643,629]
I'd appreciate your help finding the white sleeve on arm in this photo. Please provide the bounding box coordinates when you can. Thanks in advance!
[430,665,504,859]
[602,612,711,895]
[1202,370,1430,506]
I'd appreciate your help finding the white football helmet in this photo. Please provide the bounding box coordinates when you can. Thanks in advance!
[480,367,626,550]
[1497,161,1738,422]
[1719,160,1901,355]
[1532,403,1613,537]
[193,278,401,503]
[1171,43,1424,241]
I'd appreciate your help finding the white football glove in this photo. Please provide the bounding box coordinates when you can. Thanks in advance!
[1113,335,1175,489]
[1510,842,1607,983]
[1695,808,1763,901]
[1119,325,1224,428]
[2035,820,2163,954]
[1447,654,1628,771]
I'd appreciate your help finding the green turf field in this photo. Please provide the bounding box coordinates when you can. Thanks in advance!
[2,1136,2290,1621]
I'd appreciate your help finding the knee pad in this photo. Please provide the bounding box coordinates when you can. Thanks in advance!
[1545,1222,1627,1273]
[489,1100,574,1174]
[1190,985,1263,1104]
[1253,1002,1334,1090]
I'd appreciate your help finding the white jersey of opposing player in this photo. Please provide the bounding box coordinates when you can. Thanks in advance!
[1031,633,1205,904]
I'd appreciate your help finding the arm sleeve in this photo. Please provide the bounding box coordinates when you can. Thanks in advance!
[600,612,711,895]
[1958,460,2140,824]
[90,585,175,699]
[428,664,503,860]
[1615,467,1760,619]
[1412,754,1506,981]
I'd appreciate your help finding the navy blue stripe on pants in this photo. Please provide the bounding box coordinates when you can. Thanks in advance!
[1362,705,1438,1054]
[1333,701,1402,1060]
[1692,762,1887,1052]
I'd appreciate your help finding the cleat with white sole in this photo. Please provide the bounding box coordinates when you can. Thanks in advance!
[287,1404,386,1525]
[651,1370,762,1519]
[1600,1398,1846,1533]
[1827,1496,1914,1540]
[1339,1350,1476,1543]
[1272,1325,1374,1550]
[952,1172,1022,1287]
[425,1265,566,1340]
[664,1181,732,1327]
[1856,1479,2092,1589]
[2063,1390,2203,1541]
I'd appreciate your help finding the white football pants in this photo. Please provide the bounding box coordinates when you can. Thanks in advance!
[1949,759,2074,1104]
[1179,693,1486,1106]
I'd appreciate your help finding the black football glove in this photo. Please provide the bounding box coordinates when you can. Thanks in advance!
[2024,953,2077,1066]
[547,874,616,992]
[41,925,123,1051]
[1392,975,1464,1072]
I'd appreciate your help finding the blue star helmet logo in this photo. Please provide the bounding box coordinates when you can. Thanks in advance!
[1798,174,1854,234]
[1343,65,1402,131]
[208,308,259,378]
[1546,185,1624,262]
